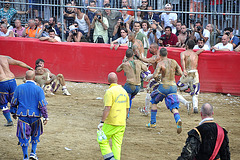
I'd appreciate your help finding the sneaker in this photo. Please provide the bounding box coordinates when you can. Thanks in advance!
[186,102,191,115]
[146,122,156,128]
[62,89,71,96]
[29,153,38,160]
[177,120,182,134]
[138,107,149,116]
[4,121,13,127]
[193,107,198,114]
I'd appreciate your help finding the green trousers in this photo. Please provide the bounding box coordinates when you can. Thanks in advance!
[97,123,126,160]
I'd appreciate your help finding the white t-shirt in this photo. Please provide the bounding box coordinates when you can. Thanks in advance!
[54,36,61,42]
[194,29,211,49]
[161,13,178,34]
[139,29,149,37]
[193,44,210,50]
[0,30,13,37]
[117,36,128,44]
[214,43,233,51]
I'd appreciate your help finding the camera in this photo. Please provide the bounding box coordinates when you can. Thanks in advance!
[71,29,78,36]
[225,32,230,36]
[189,18,195,24]
[120,22,124,26]
[0,21,4,24]
[45,25,52,30]
[97,15,101,20]
[197,26,202,32]
[159,37,166,40]
[152,29,156,34]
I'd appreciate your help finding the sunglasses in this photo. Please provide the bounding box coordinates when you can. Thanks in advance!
[121,32,126,33]
[142,1,147,3]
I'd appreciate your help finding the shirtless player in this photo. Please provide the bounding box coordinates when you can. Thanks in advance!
[177,40,202,113]
[35,59,71,96]
[128,32,145,57]
[116,49,148,118]
[136,43,161,115]
[0,55,33,126]
[146,48,183,134]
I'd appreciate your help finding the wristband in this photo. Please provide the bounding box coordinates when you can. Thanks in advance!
[100,120,104,123]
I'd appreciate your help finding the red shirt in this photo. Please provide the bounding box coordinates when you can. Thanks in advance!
[120,6,134,16]
[161,33,178,46]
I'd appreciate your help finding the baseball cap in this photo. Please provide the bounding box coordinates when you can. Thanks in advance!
[165,3,172,8]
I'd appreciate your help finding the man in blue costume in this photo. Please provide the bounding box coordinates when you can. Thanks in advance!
[0,55,33,126]
[10,70,48,160]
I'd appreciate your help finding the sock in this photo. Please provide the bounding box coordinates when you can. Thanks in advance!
[3,110,12,122]
[178,94,188,106]
[192,95,198,109]
[62,86,67,90]
[145,93,151,112]
[174,113,181,123]
[31,142,37,154]
[22,146,28,159]
[150,109,157,124]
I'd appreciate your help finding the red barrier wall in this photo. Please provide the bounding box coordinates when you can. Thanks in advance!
[0,37,240,95]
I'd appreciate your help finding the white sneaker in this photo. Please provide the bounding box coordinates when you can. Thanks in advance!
[62,89,71,96]
[138,107,149,116]
[29,153,38,160]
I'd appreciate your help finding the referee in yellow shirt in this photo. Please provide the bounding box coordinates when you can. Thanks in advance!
[97,72,130,160]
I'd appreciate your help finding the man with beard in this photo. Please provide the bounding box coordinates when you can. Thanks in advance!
[193,38,210,51]
[176,24,189,48]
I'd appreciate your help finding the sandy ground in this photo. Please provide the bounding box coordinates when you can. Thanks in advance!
[0,79,239,160]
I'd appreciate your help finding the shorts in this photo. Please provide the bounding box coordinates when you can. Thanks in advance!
[177,70,200,95]
[17,116,43,146]
[147,79,160,93]
[150,84,179,111]
[0,79,17,110]
[123,83,140,100]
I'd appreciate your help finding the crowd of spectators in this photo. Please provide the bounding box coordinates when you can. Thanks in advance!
[0,0,240,52]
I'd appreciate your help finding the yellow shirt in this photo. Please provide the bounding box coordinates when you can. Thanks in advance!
[104,83,129,126]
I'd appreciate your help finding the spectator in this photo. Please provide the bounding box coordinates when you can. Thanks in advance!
[22,19,41,38]
[29,0,41,17]
[75,7,91,39]
[121,0,134,16]
[147,23,161,45]
[224,27,240,49]
[87,1,97,23]
[139,20,150,37]
[110,28,128,50]
[143,6,160,25]
[140,0,149,18]
[1,17,13,30]
[176,24,189,47]
[206,23,221,47]
[211,35,233,51]
[63,2,75,40]
[37,21,57,38]
[189,0,204,20]
[87,1,97,42]
[35,17,43,29]
[39,29,61,42]
[49,17,61,36]
[175,21,182,36]
[135,6,143,22]
[122,6,133,24]
[112,18,130,41]
[159,26,178,47]
[0,0,29,24]
[91,11,108,43]
[102,3,122,42]
[193,38,210,51]
[160,3,178,34]
[132,21,149,57]
[192,21,211,49]
[67,22,83,42]
[12,19,25,37]
[0,23,13,37]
